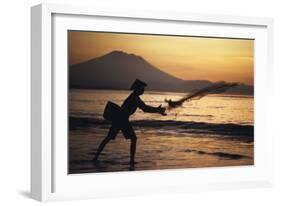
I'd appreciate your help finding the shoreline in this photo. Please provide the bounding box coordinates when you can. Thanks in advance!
[69,116,254,142]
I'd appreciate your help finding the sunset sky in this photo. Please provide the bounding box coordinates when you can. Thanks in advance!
[69,31,254,85]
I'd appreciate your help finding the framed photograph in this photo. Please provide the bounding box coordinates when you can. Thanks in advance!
[31,3,274,201]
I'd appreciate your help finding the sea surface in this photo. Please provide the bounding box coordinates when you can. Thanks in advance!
[69,89,254,174]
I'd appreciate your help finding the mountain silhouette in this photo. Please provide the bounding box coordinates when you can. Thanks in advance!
[69,50,253,94]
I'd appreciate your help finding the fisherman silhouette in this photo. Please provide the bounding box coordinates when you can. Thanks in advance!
[93,79,166,170]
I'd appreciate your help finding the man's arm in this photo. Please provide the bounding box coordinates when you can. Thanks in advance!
[138,98,166,115]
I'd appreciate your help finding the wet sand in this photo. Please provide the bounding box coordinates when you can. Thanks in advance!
[69,127,253,174]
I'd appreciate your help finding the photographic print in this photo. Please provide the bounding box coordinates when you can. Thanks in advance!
[68,31,254,174]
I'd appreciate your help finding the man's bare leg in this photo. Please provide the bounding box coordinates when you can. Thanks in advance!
[129,136,137,169]
[93,137,111,161]
[93,126,119,161]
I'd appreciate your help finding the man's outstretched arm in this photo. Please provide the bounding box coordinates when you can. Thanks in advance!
[138,98,166,115]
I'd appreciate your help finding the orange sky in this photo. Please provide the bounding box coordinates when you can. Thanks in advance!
[69,31,254,85]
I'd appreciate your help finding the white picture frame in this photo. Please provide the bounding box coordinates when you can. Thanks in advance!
[31,3,274,202]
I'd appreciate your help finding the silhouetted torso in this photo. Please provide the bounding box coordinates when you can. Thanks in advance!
[121,93,142,118]
[121,92,158,119]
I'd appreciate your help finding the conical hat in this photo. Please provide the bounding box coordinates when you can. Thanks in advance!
[130,79,147,90]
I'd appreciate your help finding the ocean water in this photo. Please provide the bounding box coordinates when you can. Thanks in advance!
[69,89,254,173]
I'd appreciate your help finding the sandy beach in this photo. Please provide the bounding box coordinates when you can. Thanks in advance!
[69,119,253,174]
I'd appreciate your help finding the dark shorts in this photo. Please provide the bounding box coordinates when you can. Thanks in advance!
[107,121,136,140]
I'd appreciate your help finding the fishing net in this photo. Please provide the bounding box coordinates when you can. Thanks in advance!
[165,82,238,110]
